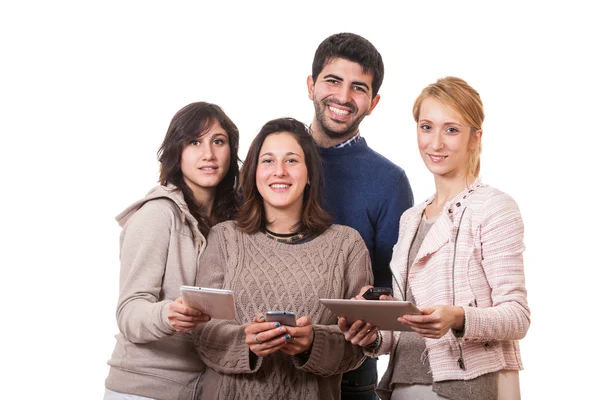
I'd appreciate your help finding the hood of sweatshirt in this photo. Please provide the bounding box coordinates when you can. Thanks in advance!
[115,184,205,243]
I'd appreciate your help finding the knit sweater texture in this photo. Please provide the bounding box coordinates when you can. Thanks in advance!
[105,185,207,400]
[317,138,413,287]
[193,221,373,400]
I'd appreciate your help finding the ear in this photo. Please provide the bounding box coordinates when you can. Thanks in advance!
[469,129,482,150]
[366,94,381,116]
[307,75,315,101]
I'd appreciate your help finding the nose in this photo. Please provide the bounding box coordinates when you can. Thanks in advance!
[431,131,444,151]
[201,142,216,160]
[335,83,352,104]
[273,160,286,177]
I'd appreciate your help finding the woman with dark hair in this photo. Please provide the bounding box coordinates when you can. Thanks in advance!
[193,117,373,400]
[104,102,240,400]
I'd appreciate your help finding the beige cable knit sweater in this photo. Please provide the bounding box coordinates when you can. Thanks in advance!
[193,221,373,400]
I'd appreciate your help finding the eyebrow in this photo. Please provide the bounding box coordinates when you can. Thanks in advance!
[199,131,228,139]
[323,74,370,91]
[259,151,301,158]
[419,118,464,126]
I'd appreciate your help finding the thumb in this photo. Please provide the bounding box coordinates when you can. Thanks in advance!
[419,306,435,315]
[296,315,312,326]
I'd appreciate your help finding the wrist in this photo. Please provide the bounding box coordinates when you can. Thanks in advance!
[302,329,315,356]
[452,306,465,331]
[364,331,382,351]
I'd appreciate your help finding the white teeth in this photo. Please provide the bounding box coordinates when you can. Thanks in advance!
[271,184,290,189]
[329,106,349,116]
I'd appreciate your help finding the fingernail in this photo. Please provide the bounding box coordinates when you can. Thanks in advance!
[259,315,265,320]
[275,322,280,328]
[285,334,290,340]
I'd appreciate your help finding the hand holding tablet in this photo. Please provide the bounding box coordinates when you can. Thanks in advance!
[320,298,422,331]
[180,285,237,320]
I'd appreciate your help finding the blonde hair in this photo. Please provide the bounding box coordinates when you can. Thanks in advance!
[412,76,484,179]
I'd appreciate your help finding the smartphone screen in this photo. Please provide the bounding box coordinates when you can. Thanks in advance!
[265,311,296,326]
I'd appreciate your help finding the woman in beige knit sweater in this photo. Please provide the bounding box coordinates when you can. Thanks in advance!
[193,117,373,400]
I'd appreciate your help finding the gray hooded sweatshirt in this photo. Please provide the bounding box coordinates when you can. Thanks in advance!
[105,185,207,400]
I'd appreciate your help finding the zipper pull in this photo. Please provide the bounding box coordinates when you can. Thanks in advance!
[457,343,465,370]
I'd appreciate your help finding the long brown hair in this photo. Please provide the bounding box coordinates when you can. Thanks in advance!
[413,76,484,179]
[236,118,331,235]
[157,102,240,236]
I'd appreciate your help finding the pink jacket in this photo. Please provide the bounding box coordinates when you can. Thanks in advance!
[371,179,530,381]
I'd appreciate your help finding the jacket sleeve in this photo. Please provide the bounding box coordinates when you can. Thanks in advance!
[374,170,414,288]
[293,231,373,376]
[462,193,531,341]
[193,226,261,375]
[115,201,177,344]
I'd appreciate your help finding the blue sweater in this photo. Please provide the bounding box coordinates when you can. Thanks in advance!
[317,139,414,288]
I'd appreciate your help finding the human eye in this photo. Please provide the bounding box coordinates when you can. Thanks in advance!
[212,138,226,145]
[352,85,367,93]
[420,124,431,131]
[190,139,201,146]
[446,127,459,134]
[326,78,339,84]
[261,158,273,164]
[286,158,299,164]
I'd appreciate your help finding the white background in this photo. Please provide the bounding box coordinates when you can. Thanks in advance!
[1,1,598,398]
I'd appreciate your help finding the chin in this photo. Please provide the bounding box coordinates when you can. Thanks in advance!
[425,165,450,176]
[197,179,221,189]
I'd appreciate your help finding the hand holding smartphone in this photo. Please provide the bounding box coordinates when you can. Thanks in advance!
[265,311,296,326]
[362,287,393,300]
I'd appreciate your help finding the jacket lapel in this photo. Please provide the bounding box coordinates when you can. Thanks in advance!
[414,211,454,262]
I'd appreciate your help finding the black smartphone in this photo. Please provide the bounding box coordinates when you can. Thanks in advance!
[265,311,297,326]
[362,287,393,300]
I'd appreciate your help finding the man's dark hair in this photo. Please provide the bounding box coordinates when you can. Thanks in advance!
[312,32,384,98]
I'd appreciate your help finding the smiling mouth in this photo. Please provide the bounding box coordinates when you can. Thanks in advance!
[270,184,291,189]
[428,154,448,162]
[328,105,350,116]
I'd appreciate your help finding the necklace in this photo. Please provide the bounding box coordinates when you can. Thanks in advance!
[264,228,306,244]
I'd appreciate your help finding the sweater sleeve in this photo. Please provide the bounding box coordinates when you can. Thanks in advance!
[462,193,531,341]
[293,231,373,376]
[115,201,177,344]
[193,226,261,375]
[373,171,414,288]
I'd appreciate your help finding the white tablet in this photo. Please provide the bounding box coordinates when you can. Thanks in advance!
[320,299,422,331]
[180,285,236,320]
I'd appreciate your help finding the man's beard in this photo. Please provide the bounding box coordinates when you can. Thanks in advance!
[313,98,366,139]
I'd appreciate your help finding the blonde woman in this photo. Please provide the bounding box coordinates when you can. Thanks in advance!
[340,77,530,400]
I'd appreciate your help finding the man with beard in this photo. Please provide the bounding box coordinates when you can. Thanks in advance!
[306,32,414,400]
